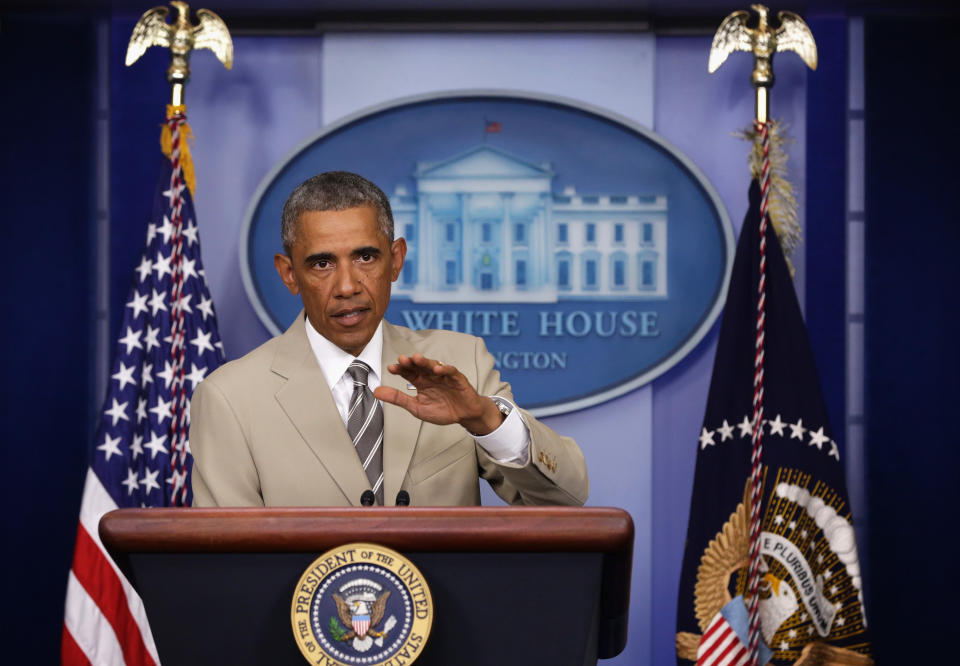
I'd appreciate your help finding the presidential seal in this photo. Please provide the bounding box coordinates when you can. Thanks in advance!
[291,543,433,666]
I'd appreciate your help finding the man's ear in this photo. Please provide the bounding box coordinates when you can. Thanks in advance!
[274,253,300,295]
[390,237,407,282]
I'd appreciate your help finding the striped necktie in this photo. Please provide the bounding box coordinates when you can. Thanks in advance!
[346,361,384,505]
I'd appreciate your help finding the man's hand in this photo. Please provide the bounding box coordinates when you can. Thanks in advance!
[373,353,505,435]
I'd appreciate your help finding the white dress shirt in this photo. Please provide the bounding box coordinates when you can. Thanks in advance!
[304,318,529,463]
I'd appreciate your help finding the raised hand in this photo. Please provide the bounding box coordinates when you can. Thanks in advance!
[373,353,504,435]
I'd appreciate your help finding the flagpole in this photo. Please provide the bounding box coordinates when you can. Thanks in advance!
[708,5,817,664]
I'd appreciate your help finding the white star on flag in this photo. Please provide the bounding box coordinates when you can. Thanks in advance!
[118,327,142,354]
[130,433,144,460]
[135,255,153,282]
[104,398,129,426]
[149,288,167,315]
[182,219,199,246]
[181,256,198,281]
[197,294,214,320]
[699,427,716,449]
[140,468,162,493]
[141,361,153,387]
[717,419,735,441]
[809,427,829,449]
[112,362,137,391]
[121,468,140,495]
[185,363,208,389]
[144,432,168,459]
[143,324,161,352]
[97,434,123,461]
[768,413,786,436]
[191,329,215,354]
[127,292,149,318]
[157,216,174,244]
[156,361,175,389]
[790,418,806,440]
[149,396,173,424]
[737,414,753,438]
[153,250,173,280]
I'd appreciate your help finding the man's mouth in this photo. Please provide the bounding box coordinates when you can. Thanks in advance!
[332,307,370,325]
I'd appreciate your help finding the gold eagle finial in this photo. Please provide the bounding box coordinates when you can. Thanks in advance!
[126,2,233,103]
[709,4,817,122]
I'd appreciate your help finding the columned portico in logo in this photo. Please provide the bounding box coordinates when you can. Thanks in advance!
[391,145,668,304]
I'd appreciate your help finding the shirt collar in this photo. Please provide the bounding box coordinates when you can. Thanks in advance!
[304,316,383,390]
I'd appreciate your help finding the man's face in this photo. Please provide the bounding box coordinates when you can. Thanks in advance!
[274,205,406,356]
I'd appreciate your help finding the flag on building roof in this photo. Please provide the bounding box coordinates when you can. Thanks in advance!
[675,180,872,665]
[62,109,224,665]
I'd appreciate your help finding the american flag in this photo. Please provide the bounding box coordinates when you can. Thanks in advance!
[62,112,224,665]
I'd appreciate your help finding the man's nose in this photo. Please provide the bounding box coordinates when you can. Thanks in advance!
[333,263,361,296]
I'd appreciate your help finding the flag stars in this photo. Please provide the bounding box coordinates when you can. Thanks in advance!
[130,433,144,460]
[817,554,825,565]
[185,363,208,390]
[143,325,161,352]
[118,327,142,355]
[157,216,174,244]
[182,219,199,246]
[156,361,175,389]
[97,434,123,461]
[146,222,157,244]
[112,362,137,391]
[144,432,168,459]
[788,629,797,639]
[135,255,153,282]
[140,468,161,494]
[801,529,808,539]
[790,418,806,440]
[126,292,149,318]
[738,415,754,438]
[197,295,214,320]
[141,361,153,387]
[153,251,173,280]
[767,414,786,436]
[780,641,789,651]
[788,521,797,531]
[121,468,140,495]
[191,330,215,355]
[836,616,846,627]
[774,514,784,525]
[136,398,148,423]
[830,584,839,596]
[150,396,173,424]
[180,257,198,281]
[807,626,815,636]
[149,289,167,316]
[717,419,735,441]
[104,398,129,426]
[829,440,840,460]
[699,427,716,449]
[809,427,829,449]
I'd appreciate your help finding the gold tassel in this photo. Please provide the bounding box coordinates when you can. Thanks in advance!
[736,120,801,276]
[160,104,197,199]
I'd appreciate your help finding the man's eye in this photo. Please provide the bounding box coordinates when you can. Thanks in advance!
[359,253,374,262]
[313,260,330,269]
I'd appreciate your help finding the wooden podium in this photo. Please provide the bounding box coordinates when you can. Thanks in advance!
[100,507,633,665]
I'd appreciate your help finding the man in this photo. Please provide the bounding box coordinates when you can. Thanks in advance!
[190,171,588,507]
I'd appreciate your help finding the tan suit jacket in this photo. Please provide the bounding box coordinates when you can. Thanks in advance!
[190,316,588,507]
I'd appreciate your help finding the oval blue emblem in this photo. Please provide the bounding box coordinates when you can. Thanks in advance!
[242,91,733,416]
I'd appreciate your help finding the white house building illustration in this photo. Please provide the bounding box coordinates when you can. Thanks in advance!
[390,145,668,303]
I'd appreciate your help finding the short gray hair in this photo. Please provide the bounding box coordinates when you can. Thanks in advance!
[280,171,394,254]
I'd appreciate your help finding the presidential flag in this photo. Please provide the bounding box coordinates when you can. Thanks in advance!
[675,181,872,665]
[62,111,224,665]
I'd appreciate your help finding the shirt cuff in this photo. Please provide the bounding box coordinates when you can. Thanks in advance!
[472,397,531,464]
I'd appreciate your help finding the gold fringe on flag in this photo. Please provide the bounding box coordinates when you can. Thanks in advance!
[736,120,801,276]
[160,103,196,198]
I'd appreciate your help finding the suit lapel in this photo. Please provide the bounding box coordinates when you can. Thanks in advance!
[271,314,370,506]
[381,322,423,505]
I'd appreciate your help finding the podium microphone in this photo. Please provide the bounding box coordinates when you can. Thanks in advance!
[395,490,410,506]
[360,490,376,506]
